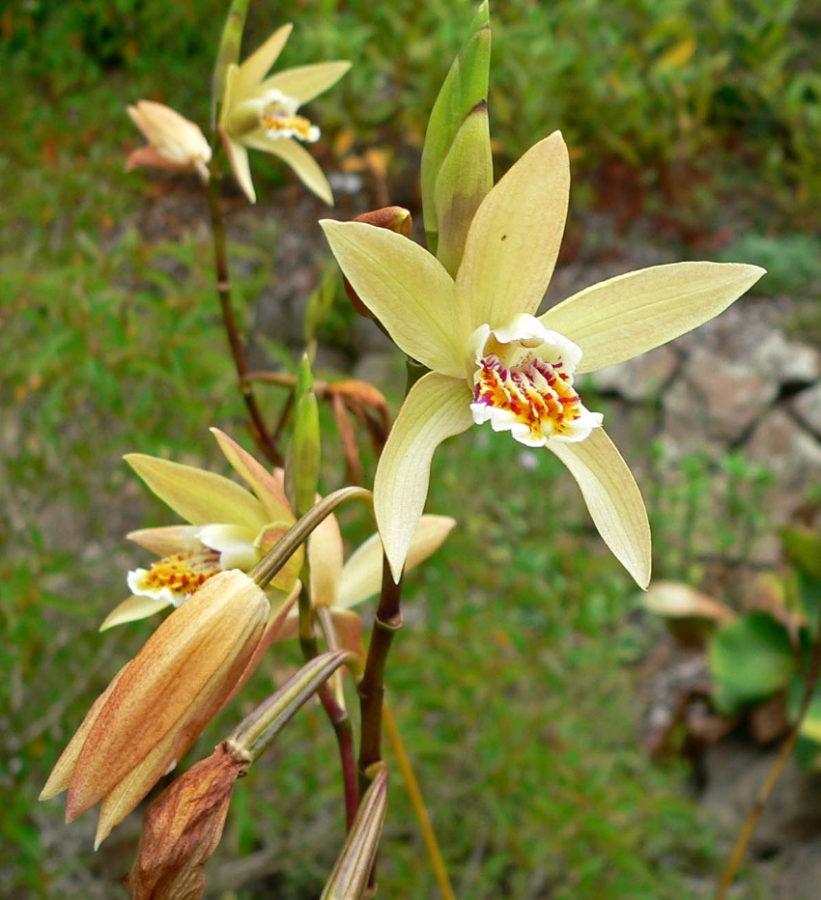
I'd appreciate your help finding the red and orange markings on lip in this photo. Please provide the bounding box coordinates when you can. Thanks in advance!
[473,354,583,440]
[261,113,314,139]
[140,550,221,596]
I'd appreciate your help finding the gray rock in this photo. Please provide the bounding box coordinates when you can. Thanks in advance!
[701,737,821,854]
[663,347,778,448]
[751,329,819,386]
[792,383,821,438]
[746,409,821,513]
[588,345,680,402]
[352,351,404,391]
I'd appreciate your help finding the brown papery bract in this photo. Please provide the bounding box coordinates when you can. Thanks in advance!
[128,742,249,900]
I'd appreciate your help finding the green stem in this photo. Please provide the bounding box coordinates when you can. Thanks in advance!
[250,486,372,588]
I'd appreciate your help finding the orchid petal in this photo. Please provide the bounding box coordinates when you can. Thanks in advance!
[39,664,130,801]
[375,374,473,581]
[222,131,256,202]
[309,511,344,608]
[330,608,364,656]
[258,61,351,105]
[210,428,292,521]
[100,595,170,631]
[457,131,569,330]
[338,515,456,609]
[197,523,258,569]
[126,525,202,556]
[235,24,293,97]
[320,220,468,376]
[540,262,766,373]
[125,453,269,531]
[548,428,651,588]
[244,134,333,205]
[254,523,304,592]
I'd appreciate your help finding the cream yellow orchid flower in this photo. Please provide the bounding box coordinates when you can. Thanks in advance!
[126,100,211,181]
[218,23,350,204]
[321,132,765,588]
[101,428,302,630]
[277,512,456,654]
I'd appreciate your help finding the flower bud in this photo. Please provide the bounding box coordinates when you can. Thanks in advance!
[127,741,249,900]
[285,355,321,517]
[343,207,412,318]
[41,570,269,847]
[126,101,212,182]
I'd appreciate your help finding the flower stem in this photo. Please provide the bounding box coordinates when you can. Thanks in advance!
[383,701,455,900]
[358,555,403,793]
[205,167,283,467]
[715,633,821,898]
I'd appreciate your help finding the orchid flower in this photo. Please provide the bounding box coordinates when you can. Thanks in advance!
[321,132,765,588]
[278,511,455,708]
[126,100,211,181]
[218,23,350,204]
[277,512,456,654]
[101,428,302,630]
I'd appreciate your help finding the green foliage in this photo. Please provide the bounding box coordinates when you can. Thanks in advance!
[3,0,818,219]
[719,233,821,296]
[709,611,795,714]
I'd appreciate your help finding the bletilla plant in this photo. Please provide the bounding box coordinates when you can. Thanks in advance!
[218,22,350,203]
[38,2,769,897]
[321,133,764,586]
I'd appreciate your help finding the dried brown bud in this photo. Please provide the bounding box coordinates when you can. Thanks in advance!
[343,207,412,317]
[128,742,249,900]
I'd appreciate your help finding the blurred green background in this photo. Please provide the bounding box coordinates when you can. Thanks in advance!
[1,0,819,897]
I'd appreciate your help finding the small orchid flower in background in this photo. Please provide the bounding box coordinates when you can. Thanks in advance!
[218,23,350,204]
[101,428,303,630]
[40,571,296,847]
[126,100,211,181]
[321,131,765,588]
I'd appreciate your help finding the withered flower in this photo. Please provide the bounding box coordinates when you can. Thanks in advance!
[127,741,249,900]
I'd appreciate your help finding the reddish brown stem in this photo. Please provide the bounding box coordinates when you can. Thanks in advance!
[318,685,359,830]
[357,557,403,786]
[206,175,283,466]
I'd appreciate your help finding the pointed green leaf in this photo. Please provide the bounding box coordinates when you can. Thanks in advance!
[709,612,796,714]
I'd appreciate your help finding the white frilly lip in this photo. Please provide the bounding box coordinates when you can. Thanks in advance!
[126,568,185,608]
[196,523,258,571]
[469,314,602,447]
[470,313,584,372]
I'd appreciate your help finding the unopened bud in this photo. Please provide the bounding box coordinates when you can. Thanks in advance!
[41,571,269,848]
[343,207,412,317]
[285,355,321,517]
